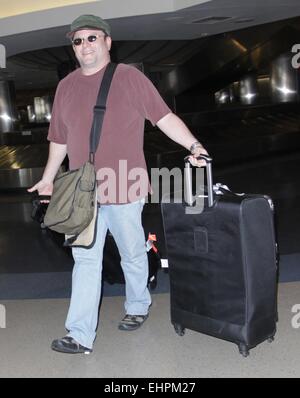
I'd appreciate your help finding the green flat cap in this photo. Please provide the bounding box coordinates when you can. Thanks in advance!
[66,14,111,38]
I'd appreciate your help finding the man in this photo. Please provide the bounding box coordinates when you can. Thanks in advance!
[28,14,209,354]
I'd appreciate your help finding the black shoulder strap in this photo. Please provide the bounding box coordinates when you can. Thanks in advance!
[89,62,117,162]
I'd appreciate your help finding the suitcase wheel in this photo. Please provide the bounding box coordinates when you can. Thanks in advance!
[238,343,249,358]
[267,336,275,343]
[173,323,185,336]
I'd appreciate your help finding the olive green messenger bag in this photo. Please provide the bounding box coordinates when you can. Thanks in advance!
[43,63,117,248]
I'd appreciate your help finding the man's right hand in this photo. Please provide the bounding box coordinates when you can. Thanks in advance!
[27,180,53,203]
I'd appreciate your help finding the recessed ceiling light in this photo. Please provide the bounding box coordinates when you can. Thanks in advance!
[164,16,184,21]
[234,18,254,23]
[190,16,233,24]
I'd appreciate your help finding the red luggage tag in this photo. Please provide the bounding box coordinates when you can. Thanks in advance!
[146,233,158,253]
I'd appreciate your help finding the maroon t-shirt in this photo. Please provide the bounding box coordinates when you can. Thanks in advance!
[48,63,171,204]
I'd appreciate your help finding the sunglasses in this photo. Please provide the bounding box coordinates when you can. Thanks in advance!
[72,34,105,46]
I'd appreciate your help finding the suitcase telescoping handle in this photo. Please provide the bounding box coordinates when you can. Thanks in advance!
[184,154,214,207]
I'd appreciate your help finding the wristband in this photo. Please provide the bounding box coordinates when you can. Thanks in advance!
[189,141,203,154]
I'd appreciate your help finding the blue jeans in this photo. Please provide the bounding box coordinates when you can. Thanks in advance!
[65,199,151,349]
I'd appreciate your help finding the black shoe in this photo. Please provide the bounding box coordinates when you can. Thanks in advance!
[118,314,148,331]
[51,336,92,355]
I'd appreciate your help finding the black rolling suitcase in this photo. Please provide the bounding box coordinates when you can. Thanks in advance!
[161,155,278,356]
[102,231,161,290]
[31,197,161,290]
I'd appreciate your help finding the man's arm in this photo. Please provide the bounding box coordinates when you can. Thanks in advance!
[27,142,67,198]
[156,112,208,167]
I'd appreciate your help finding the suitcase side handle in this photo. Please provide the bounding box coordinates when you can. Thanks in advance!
[184,155,214,207]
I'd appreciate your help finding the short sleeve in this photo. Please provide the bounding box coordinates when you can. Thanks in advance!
[47,82,68,144]
[125,66,171,126]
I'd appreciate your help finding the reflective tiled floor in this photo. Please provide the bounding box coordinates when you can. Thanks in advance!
[1,150,299,277]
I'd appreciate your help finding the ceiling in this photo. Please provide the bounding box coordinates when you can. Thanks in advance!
[1,0,300,92]
[2,1,300,55]
[0,0,96,19]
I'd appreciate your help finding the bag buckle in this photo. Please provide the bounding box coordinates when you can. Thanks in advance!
[94,105,106,114]
[89,152,95,163]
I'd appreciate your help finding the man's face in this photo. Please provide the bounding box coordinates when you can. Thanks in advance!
[72,29,111,72]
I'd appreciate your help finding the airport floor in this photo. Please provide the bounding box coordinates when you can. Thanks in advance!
[0,282,300,378]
